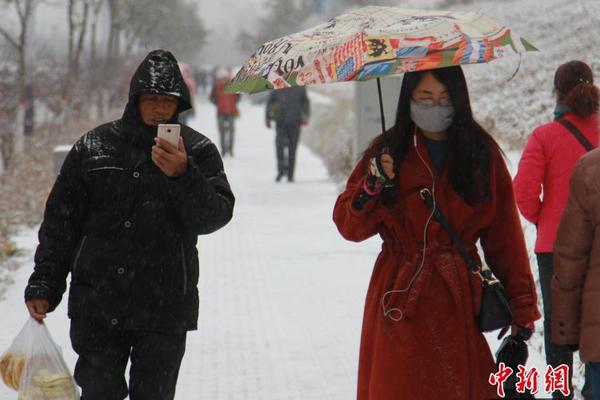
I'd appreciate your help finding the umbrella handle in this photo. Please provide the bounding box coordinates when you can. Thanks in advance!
[376,78,386,136]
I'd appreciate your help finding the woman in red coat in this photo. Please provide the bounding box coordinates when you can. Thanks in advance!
[333,66,540,400]
[513,60,599,399]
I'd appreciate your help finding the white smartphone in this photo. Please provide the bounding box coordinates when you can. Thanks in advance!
[157,124,181,147]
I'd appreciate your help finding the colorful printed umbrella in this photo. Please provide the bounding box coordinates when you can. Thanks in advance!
[227,6,537,131]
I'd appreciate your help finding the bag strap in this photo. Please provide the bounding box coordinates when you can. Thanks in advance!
[557,118,594,152]
[419,188,480,273]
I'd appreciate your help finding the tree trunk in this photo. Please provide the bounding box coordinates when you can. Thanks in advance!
[73,1,89,84]
[106,0,118,69]
[89,0,103,117]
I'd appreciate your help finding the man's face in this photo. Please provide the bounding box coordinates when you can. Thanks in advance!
[138,94,178,126]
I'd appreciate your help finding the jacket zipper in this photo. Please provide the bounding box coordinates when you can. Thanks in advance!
[180,244,188,296]
[72,236,87,275]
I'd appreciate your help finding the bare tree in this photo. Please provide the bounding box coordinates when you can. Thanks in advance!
[0,0,41,169]
[88,0,105,117]
[0,0,38,103]
[67,0,90,91]
[238,0,312,52]
[120,0,207,60]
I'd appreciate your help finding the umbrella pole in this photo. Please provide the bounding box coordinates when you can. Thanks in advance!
[376,78,386,134]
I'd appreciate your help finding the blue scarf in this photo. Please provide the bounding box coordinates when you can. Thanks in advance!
[553,104,571,119]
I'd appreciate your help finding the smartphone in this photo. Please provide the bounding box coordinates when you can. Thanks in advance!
[157,124,181,147]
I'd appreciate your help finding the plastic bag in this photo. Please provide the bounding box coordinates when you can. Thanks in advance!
[0,318,79,400]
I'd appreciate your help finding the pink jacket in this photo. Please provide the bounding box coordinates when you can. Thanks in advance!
[514,113,599,252]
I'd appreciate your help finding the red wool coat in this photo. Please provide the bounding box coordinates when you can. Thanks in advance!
[333,134,541,400]
[513,113,599,253]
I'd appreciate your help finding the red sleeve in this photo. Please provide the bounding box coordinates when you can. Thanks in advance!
[513,128,546,224]
[481,151,541,326]
[333,152,382,242]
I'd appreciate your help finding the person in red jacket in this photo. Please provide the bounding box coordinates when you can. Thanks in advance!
[514,60,599,400]
[210,67,240,157]
[333,66,540,400]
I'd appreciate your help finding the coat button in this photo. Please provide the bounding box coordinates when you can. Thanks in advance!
[133,171,140,178]
[559,321,565,327]
[117,267,125,275]
[124,220,132,228]
[559,330,565,336]
[111,318,118,326]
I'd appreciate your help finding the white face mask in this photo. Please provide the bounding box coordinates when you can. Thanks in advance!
[410,99,455,133]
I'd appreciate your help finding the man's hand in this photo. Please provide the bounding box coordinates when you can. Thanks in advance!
[152,136,188,178]
[266,120,272,129]
[26,298,49,322]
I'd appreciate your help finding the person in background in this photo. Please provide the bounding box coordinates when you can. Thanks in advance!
[552,140,600,400]
[514,60,599,400]
[265,86,310,182]
[194,67,208,95]
[178,62,197,125]
[23,84,35,136]
[210,67,239,157]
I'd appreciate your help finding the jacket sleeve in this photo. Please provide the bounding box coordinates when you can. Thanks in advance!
[480,151,541,326]
[302,88,310,120]
[166,137,234,235]
[266,91,276,123]
[333,152,381,242]
[551,160,592,345]
[513,128,545,224]
[25,143,88,311]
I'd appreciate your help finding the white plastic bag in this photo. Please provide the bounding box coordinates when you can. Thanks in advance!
[0,318,79,400]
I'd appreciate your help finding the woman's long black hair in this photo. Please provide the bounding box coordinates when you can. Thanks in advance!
[374,66,500,206]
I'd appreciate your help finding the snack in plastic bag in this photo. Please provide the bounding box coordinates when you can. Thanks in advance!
[0,318,79,399]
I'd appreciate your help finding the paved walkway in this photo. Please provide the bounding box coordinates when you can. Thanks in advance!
[0,97,379,399]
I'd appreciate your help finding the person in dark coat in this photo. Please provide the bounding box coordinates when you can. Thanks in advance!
[553,147,600,400]
[24,49,235,400]
[333,66,540,400]
[266,86,310,182]
[23,84,34,136]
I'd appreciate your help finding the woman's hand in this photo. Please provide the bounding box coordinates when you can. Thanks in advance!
[380,154,395,180]
[364,153,395,196]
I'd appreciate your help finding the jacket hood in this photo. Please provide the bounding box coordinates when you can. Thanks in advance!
[128,49,192,113]
[121,50,191,148]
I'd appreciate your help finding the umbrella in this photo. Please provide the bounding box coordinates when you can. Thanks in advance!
[227,6,537,134]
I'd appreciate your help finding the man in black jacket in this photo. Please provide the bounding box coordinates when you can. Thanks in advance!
[266,86,310,182]
[24,49,234,400]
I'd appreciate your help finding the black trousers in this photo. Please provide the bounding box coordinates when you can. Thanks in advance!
[70,319,187,400]
[275,121,300,180]
[217,113,235,156]
[537,253,592,399]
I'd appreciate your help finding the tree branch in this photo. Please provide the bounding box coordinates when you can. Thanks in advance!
[0,26,19,49]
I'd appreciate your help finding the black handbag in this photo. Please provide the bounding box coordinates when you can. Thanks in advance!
[420,188,512,332]
[496,329,535,398]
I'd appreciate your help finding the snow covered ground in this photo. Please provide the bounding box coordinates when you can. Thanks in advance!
[0,95,586,399]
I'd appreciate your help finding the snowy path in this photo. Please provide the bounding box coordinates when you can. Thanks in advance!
[0,97,377,399]
[0,96,584,399]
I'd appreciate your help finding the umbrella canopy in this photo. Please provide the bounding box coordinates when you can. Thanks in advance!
[226,6,537,94]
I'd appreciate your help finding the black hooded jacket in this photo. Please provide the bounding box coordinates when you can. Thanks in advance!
[25,50,234,331]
